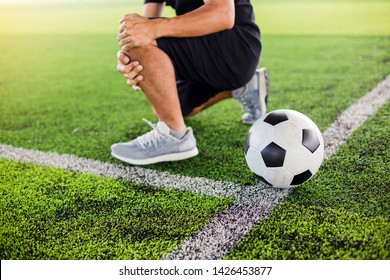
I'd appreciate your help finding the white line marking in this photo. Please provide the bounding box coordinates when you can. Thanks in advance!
[166,202,275,260]
[323,75,390,160]
[166,75,390,260]
[0,144,288,203]
[0,75,389,260]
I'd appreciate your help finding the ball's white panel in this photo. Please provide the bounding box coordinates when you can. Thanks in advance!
[285,109,318,129]
[272,120,302,148]
[284,145,317,175]
[245,146,266,177]
[248,121,274,151]
[285,110,324,146]
[264,167,295,189]
[309,146,325,175]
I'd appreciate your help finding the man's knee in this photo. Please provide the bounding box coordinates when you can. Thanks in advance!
[123,45,149,61]
[123,41,158,61]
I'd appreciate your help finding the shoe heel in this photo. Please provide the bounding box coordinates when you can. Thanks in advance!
[258,68,269,116]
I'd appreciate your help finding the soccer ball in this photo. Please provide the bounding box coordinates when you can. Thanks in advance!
[245,109,324,188]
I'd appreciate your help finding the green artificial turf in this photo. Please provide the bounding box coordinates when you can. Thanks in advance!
[0,33,389,184]
[225,203,390,260]
[288,102,390,218]
[226,102,390,260]
[0,159,232,259]
[0,0,389,261]
[0,1,389,185]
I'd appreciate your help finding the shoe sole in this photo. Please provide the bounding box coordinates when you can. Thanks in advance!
[111,147,199,165]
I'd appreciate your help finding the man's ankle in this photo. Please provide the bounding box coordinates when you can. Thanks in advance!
[169,127,187,139]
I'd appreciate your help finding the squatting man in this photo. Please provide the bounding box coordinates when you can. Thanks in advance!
[111,0,270,165]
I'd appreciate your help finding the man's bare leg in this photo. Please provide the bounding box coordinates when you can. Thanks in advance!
[126,45,186,132]
[111,44,198,165]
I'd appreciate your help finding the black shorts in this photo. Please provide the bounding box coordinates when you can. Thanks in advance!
[157,26,261,116]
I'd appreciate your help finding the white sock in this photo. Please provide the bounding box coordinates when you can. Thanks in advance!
[170,128,187,139]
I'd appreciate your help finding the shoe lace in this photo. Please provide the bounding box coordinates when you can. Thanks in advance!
[236,86,256,112]
[136,118,162,148]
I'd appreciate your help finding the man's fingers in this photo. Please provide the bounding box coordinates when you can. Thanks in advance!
[119,13,140,24]
[116,50,122,60]
[132,85,142,91]
[119,36,133,48]
[116,49,129,63]
[117,61,140,74]
[121,65,143,81]
[126,74,143,84]
[119,24,125,34]
[127,75,143,86]
[117,51,130,65]
[118,26,127,38]
[118,32,124,41]
[118,63,128,73]
[120,53,131,65]
[119,14,133,24]
[121,41,138,52]
[119,14,133,23]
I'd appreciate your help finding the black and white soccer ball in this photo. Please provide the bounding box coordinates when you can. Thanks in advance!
[245,109,324,188]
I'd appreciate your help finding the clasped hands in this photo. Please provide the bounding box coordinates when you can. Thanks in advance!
[118,13,156,51]
[117,13,155,90]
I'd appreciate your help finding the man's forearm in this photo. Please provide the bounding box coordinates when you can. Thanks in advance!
[148,0,235,38]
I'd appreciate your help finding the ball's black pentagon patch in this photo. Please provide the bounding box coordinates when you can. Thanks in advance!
[245,131,251,155]
[291,169,312,185]
[302,129,321,153]
[261,142,286,167]
[255,174,272,186]
[264,111,288,126]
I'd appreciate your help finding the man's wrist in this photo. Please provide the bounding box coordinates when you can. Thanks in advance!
[149,17,170,39]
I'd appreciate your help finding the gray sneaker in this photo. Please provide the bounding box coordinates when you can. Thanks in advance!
[111,119,198,165]
[232,67,270,124]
